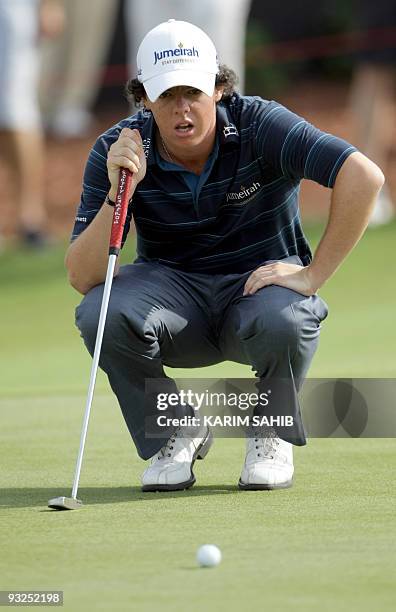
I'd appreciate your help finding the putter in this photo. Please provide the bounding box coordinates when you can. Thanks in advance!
[48,168,134,511]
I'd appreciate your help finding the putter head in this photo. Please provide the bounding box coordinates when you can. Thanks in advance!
[48,496,83,511]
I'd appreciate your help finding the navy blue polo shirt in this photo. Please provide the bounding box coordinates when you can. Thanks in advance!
[71,94,356,274]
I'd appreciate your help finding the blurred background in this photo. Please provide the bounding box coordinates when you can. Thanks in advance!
[0,0,395,245]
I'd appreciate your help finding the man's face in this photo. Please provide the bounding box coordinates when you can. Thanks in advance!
[144,85,223,154]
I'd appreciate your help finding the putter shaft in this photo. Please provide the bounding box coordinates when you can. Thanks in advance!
[48,169,133,511]
[71,253,117,499]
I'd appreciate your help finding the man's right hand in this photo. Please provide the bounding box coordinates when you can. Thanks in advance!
[107,128,147,199]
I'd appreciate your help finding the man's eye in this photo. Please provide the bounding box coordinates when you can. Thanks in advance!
[159,91,172,99]
[188,88,201,96]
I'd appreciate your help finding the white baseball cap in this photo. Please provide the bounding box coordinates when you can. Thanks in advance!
[137,19,219,102]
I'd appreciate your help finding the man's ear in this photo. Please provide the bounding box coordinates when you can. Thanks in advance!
[143,96,152,111]
[215,87,224,102]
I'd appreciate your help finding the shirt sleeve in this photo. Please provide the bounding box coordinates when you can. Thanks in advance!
[255,101,357,187]
[70,132,132,246]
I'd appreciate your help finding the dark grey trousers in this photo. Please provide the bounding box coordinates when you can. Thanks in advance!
[75,256,328,459]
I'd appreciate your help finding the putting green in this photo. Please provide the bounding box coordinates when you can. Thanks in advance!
[1,223,395,610]
[1,395,395,611]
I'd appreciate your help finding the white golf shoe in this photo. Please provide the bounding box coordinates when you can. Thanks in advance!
[141,424,213,492]
[239,427,294,490]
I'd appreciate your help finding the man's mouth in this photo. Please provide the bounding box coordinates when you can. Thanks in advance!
[175,121,194,133]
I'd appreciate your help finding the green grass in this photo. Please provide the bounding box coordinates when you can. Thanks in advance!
[1,223,396,611]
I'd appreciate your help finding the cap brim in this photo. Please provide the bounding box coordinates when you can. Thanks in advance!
[143,71,216,102]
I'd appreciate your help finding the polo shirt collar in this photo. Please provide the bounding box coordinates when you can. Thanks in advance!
[138,110,157,167]
[216,101,240,147]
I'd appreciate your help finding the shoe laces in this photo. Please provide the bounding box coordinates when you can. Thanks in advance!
[250,426,280,459]
[156,428,179,461]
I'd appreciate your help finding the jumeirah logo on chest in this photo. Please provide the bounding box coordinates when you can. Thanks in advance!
[226,181,261,204]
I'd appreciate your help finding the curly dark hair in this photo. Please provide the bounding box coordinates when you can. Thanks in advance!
[125,64,238,107]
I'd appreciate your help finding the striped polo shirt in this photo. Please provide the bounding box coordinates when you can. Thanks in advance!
[71,94,356,274]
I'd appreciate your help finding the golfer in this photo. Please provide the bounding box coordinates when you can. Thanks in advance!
[67,20,384,492]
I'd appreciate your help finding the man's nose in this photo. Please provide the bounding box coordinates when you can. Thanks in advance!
[174,95,190,111]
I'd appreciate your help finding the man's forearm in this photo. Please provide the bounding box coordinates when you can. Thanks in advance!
[308,152,385,290]
[67,128,144,295]
[65,200,120,294]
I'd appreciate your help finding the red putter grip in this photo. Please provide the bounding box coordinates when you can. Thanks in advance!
[109,168,134,255]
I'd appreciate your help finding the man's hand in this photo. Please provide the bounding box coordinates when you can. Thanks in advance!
[107,128,147,199]
[243,262,318,297]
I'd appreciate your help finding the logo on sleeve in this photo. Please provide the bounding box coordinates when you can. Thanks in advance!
[223,124,238,138]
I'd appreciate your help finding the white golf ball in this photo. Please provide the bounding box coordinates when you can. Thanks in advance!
[196,544,222,567]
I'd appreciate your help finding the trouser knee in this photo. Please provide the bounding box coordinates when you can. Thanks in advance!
[76,285,158,363]
[75,287,132,355]
[238,305,299,354]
